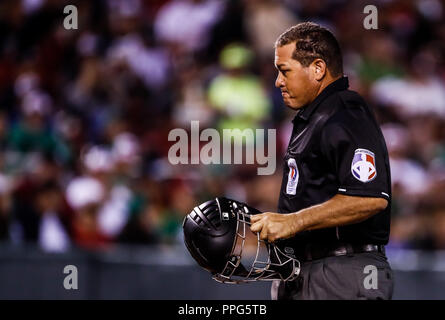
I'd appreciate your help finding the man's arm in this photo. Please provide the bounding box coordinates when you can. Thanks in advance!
[250,194,388,242]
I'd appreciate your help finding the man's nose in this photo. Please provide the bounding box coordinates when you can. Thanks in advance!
[275,74,284,88]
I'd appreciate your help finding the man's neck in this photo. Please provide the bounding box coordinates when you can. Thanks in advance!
[316,75,342,97]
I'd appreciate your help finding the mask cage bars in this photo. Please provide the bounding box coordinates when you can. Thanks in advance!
[212,201,301,284]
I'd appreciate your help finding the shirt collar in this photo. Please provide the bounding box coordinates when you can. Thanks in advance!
[293,76,349,123]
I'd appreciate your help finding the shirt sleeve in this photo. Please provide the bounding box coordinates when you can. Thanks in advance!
[320,108,390,200]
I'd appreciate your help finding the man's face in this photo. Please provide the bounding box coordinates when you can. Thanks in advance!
[274,43,320,110]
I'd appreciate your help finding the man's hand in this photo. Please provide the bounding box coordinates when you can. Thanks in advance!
[250,212,301,242]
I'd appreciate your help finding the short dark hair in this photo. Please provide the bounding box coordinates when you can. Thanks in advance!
[275,22,343,77]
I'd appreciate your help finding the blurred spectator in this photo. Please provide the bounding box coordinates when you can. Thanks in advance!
[118,178,161,244]
[7,87,72,168]
[243,0,298,60]
[66,174,110,249]
[106,33,171,91]
[36,181,71,252]
[9,155,72,251]
[382,123,430,198]
[355,31,405,87]
[207,43,272,136]
[154,0,225,55]
[65,144,137,249]
[371,47,445,119]
[0,174,12,240]
[171,62,214,127]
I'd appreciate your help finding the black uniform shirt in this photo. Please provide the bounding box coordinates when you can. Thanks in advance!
[277,76,391,247]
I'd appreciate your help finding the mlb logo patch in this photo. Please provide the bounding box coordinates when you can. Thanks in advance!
[351,148,376,183]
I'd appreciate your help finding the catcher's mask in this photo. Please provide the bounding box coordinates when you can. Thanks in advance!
[183,197,300,284]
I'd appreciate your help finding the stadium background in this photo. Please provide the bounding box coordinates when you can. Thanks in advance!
[0,0,445,299]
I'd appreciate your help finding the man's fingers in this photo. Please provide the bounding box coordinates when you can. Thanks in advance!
[260,227,268,241]
[250,221,262,233]
[249,213,264,223]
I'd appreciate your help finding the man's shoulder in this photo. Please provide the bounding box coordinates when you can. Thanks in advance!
[317,90,378,140]
[329,88,368,111]
[317,86,368,114]
[327,89,373,122]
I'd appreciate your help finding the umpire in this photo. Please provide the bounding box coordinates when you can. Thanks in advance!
[250,22,394,300]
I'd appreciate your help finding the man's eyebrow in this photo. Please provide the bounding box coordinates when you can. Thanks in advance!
[275,63,288,69]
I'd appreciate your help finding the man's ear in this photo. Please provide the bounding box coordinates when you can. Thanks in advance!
[311,58,327,81]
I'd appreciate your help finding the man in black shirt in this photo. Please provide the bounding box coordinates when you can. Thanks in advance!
[250,22,394,300]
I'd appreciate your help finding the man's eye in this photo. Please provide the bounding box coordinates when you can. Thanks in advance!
[281,70,289,75]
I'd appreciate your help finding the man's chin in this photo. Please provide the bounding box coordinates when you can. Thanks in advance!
[283,100,303,111]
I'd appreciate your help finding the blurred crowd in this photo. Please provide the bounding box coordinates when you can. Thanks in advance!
[0,0,445,252]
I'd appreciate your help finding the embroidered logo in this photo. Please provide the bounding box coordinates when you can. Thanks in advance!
[351,148,376,183]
